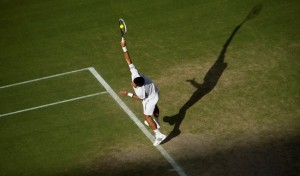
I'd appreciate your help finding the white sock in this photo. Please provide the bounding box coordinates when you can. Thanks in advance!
[153,129,162,137]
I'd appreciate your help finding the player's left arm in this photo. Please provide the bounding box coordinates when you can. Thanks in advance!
[118,90,142,100]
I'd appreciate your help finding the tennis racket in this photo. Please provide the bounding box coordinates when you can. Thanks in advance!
[119,18,127,41]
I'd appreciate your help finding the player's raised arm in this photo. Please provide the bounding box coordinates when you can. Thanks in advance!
[121,39,132,65]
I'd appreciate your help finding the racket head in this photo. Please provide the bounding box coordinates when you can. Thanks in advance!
[119,18,127,38]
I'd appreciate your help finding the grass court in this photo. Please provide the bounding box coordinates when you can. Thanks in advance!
[0,0,299,175]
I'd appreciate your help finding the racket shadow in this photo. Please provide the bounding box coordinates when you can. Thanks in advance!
[161,4,263,144]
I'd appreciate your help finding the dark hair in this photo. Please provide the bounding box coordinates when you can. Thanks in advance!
[133,77,145,87]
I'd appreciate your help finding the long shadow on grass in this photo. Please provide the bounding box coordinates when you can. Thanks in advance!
[162,4,263,144]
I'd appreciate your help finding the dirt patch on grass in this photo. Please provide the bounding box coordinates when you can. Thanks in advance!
[81,144,179,176]
[77,132,299,176]
[162,133,300,176]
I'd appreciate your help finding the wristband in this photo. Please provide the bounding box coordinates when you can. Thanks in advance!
[127,93,133,97]
[122,47,127,52]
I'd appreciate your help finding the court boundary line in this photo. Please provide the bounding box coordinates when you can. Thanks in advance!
[0,92,107,118]
[88,67,187,176]
[0,67,107,118]
[0,68,89,89]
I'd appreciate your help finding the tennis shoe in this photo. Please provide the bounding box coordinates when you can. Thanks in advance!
[153,134,166,146]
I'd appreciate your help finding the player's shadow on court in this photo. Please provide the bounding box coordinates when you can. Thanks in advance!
[162,4,262,144]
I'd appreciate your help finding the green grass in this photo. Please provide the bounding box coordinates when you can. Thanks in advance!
[0,70,102,113]
[0,0,299,175]
[0,95,142,175]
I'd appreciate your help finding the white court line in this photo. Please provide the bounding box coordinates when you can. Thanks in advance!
[88,67,187,176]
[0,68,89,89]
[0,92,107,118]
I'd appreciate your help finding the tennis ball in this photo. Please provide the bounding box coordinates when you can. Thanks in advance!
[120,24,124,29]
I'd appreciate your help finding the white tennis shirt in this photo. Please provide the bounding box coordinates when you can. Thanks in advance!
[129,64,159,100]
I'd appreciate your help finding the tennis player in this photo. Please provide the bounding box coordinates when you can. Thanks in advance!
[118,38,166,146]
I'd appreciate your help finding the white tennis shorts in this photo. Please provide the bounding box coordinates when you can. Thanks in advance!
[142,94,159,116]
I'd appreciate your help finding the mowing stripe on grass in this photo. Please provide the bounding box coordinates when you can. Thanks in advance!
[0,68,89,89]
[0,92,107,118]
[88,67,187,176]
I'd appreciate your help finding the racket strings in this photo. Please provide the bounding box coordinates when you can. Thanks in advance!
[119,19,127,36]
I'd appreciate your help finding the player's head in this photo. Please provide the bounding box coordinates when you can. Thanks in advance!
[133,77,145,87]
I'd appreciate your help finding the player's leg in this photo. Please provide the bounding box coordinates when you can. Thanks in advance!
[146,114,165,146]
[143,99,166,146]
[143,98,160,129]
[144,115,157,130]
[152,104,160,128]
[153,104,159,117]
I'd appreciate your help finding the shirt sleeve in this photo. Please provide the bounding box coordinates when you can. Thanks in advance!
[129,64,140,80]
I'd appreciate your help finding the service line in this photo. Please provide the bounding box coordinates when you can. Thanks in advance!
[0,92,107,118]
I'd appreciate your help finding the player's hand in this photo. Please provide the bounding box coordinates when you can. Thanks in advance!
[121,39,126,47]
[118,90,128,95]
